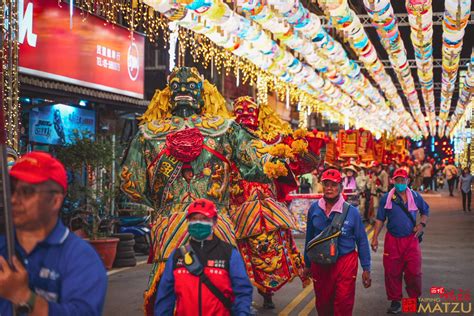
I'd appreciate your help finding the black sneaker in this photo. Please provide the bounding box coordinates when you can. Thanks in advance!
[387,301,402,314]
[262,293,275,309]
[263,298,275,309]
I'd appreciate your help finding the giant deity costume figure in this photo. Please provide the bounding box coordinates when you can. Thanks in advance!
[120,68,286,315]
[229,96,326,308]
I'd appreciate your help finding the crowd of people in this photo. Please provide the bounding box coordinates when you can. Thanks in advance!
[0,156,431,316]
[299,157,471,218]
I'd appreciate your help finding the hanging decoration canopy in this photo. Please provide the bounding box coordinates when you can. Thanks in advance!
[438,0,471,136]
[75,0,472,140]
[142,0,417,135]
[239,0,411,135]
[241,1,381,120]
[362,0,427,136]
[145,0,365,128]
[167,3,363,121]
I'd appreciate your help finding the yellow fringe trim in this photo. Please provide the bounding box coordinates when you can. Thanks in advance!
[143,262,166,316]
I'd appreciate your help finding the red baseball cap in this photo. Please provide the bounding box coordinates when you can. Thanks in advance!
[370,161,380,168]
[392,168,408,180]
[186,198,218,219]
[321,169,342,183]
[10,151,67,192]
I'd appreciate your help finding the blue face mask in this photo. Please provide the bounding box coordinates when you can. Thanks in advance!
[394,183,407,192]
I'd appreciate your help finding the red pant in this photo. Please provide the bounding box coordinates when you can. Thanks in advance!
[383,232,422,301]
[311,251,358,316]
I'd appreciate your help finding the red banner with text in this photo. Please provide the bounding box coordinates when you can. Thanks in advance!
[19,0,145,98]
[338,130,359,158]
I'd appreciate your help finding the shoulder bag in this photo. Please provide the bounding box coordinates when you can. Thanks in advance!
[306,202,350,265]
[393,192,424,243]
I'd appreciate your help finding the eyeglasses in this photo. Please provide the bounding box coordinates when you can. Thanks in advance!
[10,184,62,199]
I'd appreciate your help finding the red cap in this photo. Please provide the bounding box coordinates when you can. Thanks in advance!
[321,169,342,183]
[370,161,380,168]
[392,168,408,180]
[186,198,217,219]
[10,151,67,192]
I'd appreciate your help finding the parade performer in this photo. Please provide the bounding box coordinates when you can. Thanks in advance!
[120,68,287,315]
[155,198,253,316]
[369,161,389,222]
[342,165,359,206]
[230,96,325,308]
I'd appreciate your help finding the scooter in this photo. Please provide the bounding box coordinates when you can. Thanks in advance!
[116,215,152,254]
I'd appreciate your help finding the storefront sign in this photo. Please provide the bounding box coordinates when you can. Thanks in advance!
[29,104,96,145]
[19,0,145,98]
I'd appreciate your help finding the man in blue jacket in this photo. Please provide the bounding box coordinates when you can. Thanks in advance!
[304,168,371,316]
[155,198,253,316]
[371,168,429,314]
[0,151,107,315]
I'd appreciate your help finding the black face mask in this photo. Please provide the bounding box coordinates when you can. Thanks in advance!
[323,195,340,204]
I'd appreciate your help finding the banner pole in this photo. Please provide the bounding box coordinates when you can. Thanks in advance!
[1,1,19,312]
[0,109,15,267]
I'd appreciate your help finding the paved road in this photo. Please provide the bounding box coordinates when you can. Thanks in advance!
[104,190,474,315]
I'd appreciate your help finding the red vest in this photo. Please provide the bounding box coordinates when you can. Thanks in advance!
[172,239,234,316]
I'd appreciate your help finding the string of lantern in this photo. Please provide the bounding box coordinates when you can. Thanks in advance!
[173,7,371,127]
[405,0,436,136]
[446,53,474,137]
[438,0,471,137]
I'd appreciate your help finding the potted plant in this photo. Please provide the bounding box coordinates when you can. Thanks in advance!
[56,131,120,269]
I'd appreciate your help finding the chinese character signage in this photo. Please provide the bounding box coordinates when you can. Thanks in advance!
[374,137,385,163]
[325,138,338,165]
[19,0,145,98]
[29,104,96,145]
[358,129,375,162]
[338,130,359,158]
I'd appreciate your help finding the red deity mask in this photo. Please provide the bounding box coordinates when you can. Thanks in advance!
[233,96,259,131]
